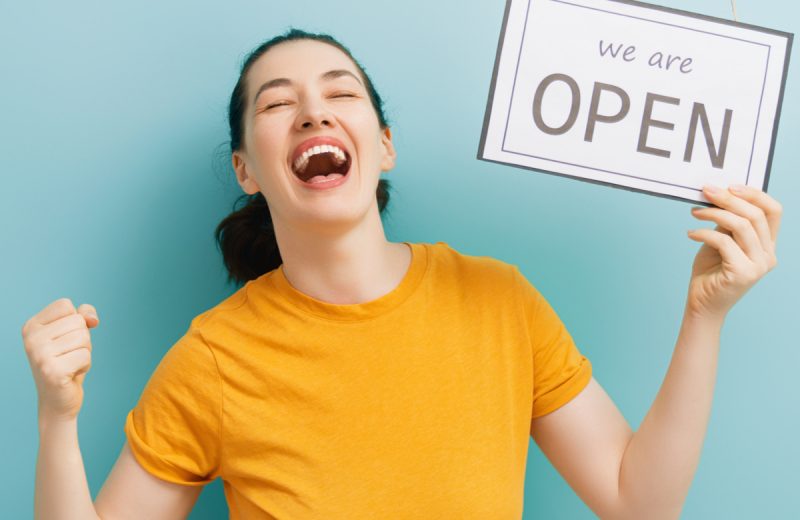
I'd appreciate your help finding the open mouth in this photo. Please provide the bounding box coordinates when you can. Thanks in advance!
[291,144,352,184]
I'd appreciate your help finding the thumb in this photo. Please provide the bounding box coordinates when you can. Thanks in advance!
[77,303,100,328]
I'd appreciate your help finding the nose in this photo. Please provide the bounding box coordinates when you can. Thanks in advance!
[294,98,334,131]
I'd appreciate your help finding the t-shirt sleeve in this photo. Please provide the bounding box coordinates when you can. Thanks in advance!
[124,326,222,486]
[513,266,593,419]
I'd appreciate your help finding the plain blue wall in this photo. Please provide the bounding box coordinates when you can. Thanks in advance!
[2,1,797,517]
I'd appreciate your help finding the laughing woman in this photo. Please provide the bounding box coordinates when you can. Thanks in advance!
[24,29,782,519]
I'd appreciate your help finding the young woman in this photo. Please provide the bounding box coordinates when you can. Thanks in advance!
[24,29,783,519]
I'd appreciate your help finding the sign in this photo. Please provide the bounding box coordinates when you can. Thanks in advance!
[478,0,793,204]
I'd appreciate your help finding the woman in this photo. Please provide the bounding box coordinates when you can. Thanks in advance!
[24,29,782,519]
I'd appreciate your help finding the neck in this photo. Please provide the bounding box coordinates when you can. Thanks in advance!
[272,203,412,305]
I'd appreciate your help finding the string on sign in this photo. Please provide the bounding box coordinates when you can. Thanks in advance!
[731,0,738,21]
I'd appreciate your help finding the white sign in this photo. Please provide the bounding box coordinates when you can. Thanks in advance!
[478,0,793,204]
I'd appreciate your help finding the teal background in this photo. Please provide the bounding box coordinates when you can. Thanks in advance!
[2,0,797,517]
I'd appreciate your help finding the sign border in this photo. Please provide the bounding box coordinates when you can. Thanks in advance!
[477,0,794,206]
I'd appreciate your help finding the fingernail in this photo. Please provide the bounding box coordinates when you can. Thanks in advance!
[704,185,721,195]
[730,184,746,194]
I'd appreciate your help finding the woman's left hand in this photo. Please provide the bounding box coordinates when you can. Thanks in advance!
[685,184,782,323]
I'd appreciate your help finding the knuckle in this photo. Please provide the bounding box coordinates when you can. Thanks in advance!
[768,254,778,270]
[731,215,749,232]
[71,313,88,328]
[747,206,766,224]
[21,319,32,337]
[56,297,75,312]
[722,235,739,252]
[24,331,44,354]
[62,314,86,332]
[23,339,35,357]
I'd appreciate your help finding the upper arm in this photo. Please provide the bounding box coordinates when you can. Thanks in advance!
[94,441,203,520]
[530,376,634,520]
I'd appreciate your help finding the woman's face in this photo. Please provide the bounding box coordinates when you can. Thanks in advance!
[232,39,396,234]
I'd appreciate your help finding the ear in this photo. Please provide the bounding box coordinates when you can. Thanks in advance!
[379,127,397,172]
[232,151,260,195]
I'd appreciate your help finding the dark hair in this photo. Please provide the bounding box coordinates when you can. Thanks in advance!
[214,28,393,287]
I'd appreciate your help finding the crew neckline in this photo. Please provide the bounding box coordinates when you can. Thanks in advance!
[264,241,429,322]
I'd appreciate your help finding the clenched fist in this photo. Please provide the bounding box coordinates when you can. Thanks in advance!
[22,298,100,422]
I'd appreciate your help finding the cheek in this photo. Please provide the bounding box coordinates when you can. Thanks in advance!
[249,122,290,170]
[352,105,382,130]
[250,118,282,148]
[341,108,383,156]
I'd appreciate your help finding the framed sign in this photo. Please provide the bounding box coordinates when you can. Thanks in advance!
[478,0,793,204]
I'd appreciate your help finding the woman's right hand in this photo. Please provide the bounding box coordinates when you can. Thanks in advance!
[22,298,100,423]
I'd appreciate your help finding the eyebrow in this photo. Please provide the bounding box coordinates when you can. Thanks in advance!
[252,69,363,104]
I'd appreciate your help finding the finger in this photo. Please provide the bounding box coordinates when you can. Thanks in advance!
[724,186,775,253]
[702,185,773,252]
[83,316,99,329]
[687,228,751,267]
[691,207,764,262]
[32,314,87,342]
[25,298,77,334]
[728,184,783,243]
[57,348,92,380]
[714,224,732,237]
[51,328,93,356]
[77,303,100,328]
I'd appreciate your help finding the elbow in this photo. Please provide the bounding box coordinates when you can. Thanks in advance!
[605,499,685,520]
[611,471,687,519]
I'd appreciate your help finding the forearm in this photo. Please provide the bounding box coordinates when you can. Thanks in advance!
[35,415,101,520]
[616,309,723,519]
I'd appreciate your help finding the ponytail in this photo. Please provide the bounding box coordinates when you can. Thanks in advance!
[216,179,393,287]
[214,192,279,287]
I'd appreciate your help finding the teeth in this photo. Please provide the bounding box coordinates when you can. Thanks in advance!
[292,144,348,174]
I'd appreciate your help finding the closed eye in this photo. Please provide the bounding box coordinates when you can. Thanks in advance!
[261,93,356,112]
[264,101,289,110]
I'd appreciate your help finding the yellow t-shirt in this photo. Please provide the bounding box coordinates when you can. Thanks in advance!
[124,241,592,519]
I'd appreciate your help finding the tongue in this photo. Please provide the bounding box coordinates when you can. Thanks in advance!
[306,173,344,184]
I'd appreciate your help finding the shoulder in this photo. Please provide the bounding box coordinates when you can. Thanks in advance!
[425,240,520,288]
[186,283,252,333]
